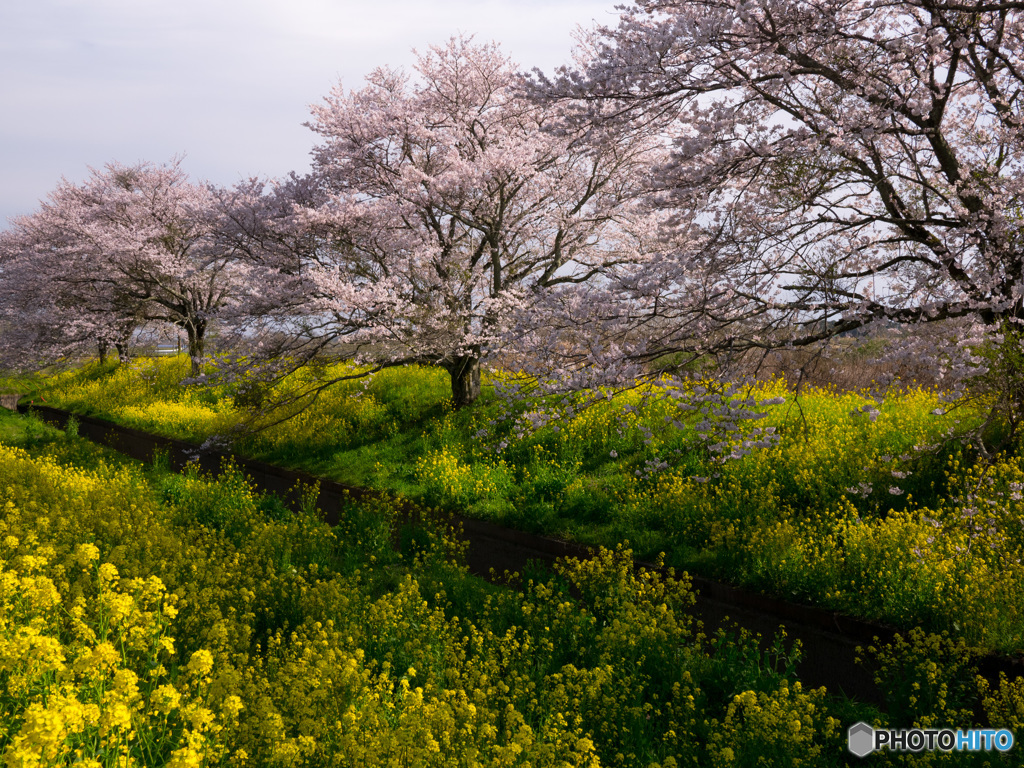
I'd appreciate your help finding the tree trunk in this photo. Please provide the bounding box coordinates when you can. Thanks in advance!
[446,354,481,408]
[115,341,131,365]
[97,341,108,365]
[186,320,206,377]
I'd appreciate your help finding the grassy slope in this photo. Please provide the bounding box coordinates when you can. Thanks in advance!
[17,357,1024,655]
[1,406,907,766]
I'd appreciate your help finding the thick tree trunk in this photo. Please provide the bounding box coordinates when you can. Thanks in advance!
[446,354,481,408]
[97,341,108,365]
[186,320,206,377]
[115,341,131,364]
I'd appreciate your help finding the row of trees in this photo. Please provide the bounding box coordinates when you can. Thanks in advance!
[0,161,246,374]
[2,1,1023,419]
[0,38,663,404]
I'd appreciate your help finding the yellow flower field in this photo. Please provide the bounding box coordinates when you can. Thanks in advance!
[2,395,1024,765]
[22,357,1024,655]
[0,423,849,766]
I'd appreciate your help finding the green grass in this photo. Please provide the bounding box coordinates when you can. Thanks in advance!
[16,356,1024,656]
[2,407,929,766]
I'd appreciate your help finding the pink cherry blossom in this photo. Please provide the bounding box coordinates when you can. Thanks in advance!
[231,36,664,407]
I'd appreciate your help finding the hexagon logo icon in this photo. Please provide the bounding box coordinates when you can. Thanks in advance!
[848,722,875,757]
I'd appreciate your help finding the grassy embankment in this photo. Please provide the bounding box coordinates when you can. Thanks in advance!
[0,407,914,767]
[11,357,1024,658]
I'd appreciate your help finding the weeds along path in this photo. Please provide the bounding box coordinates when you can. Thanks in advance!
[23,403,1024,708]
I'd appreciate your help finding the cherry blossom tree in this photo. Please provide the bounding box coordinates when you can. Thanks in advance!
[0,204,144,369]
[0,160,251,376]
[247,36,662,407]
[528,0,1024,406]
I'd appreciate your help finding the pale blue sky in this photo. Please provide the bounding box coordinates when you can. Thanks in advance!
[0,0,622,227]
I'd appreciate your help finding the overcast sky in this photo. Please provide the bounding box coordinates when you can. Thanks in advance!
[0,0,623,228]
